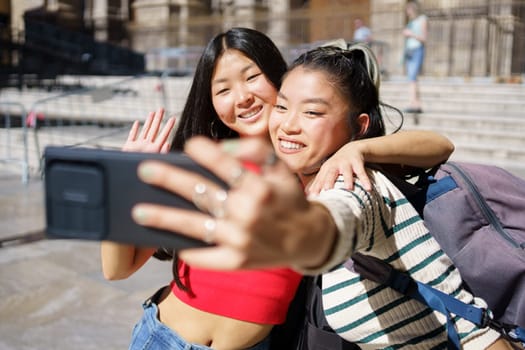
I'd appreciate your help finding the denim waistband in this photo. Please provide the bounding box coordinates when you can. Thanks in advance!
[141,298,213,350]
[140,285,270,350]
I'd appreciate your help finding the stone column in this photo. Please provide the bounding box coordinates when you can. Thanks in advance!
[92,0,108,41]
[221,0,257,30]
[267,0,289,49]
[130,0,210,71]
[370,0,405,76]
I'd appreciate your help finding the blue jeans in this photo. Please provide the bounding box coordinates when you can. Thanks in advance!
[129,295,271,350]
[405,46,425,81]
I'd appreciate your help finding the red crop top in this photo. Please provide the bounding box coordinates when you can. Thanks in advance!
[171,260,302,324]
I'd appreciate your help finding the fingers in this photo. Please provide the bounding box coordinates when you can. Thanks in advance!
[184,137,261,188]
[123,109,174,153]
[353,164,372,191]
[131,200,281,270]
[217,137,276,166]
[147,108,165,142]
[156,115,175,148]
[308,167,340,195]
[341,165,355,191]
[137,108,165,142]
[160,142,170,154]
[131,203,237,247]
[127,121,140,142]
[137,160,226,203]
[138,111,155,139]
[132,136,311,270]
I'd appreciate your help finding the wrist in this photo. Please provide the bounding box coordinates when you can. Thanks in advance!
[354,139,373,163]
[292,202,339,274]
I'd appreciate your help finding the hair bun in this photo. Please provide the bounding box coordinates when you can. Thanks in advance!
[346,43,381,92]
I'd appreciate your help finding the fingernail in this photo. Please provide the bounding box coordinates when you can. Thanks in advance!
[221,140,239,154]
[132,206,148,224]
[138,163,155,181]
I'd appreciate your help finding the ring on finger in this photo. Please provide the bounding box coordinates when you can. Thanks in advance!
[209,189,228,218]
[203,218,217,244]
[192,183,208,212]
[229,166,247,188]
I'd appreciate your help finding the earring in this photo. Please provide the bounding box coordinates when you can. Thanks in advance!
[210,120,218,139]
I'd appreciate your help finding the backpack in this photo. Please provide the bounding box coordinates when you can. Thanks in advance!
[285,161,525,349]
[414,161,525,328]
[365,161,525,348]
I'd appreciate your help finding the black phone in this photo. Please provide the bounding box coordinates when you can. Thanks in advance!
[44,146,227,249]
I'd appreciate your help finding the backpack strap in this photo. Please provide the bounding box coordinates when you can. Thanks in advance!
[295,276,358,349]
[349,252,525,348]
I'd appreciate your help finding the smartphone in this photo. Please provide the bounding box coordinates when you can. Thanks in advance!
[44,146,227,249]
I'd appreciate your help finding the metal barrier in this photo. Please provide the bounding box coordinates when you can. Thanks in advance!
[15,73,191,175]
[0,102,29,184]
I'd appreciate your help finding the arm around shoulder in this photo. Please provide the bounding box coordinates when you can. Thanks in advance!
[355,130,454,169]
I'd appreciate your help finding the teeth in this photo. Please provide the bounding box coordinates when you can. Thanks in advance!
[280,140,302,150]
[239,107,261,119]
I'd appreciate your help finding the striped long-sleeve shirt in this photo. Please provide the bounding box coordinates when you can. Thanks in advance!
[305,170,501,349]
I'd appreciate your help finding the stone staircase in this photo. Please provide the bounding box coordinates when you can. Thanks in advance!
[380,78,525,179]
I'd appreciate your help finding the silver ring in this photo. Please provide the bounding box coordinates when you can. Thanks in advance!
[229,166,247,187]
[192,183,208,212]
[210,190,228,218]
[203,218,216,244]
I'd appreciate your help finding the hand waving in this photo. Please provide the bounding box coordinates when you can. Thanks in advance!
[123,108,176,154]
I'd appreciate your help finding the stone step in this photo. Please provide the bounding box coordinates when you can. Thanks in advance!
[380,79,525,115]
[384,76,525,93]
[403,125,525,148]
[401,112,525,132]
[3,78,523,122]
[381,89,525,103]
[449,140,525,163]
[382,96,524,116]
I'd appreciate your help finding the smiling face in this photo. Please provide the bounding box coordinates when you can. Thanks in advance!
[211,49,278,137]
[269,67,353,182]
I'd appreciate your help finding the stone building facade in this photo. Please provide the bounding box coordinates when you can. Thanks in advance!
[2,0,524,77]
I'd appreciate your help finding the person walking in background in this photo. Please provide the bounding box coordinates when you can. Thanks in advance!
[352,18,372,44]
[403,0,427,113]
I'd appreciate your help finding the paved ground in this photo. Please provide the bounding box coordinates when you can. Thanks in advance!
[0,172,169,350]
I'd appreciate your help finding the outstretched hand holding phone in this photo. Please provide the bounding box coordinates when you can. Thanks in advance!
[131,136,337,272]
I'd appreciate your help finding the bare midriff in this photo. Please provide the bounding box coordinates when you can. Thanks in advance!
[157,288,273,350]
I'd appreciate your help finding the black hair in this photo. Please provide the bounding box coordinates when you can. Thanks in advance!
[170,27,288,150]
[287,43,402,141]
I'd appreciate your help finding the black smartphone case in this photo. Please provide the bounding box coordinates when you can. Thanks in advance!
[44,146,226,249]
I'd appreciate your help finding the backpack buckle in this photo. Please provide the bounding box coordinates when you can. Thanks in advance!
[483,310,524,344]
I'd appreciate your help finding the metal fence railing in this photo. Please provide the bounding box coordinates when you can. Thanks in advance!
[0,102,29,183]
[0,73,192,181]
